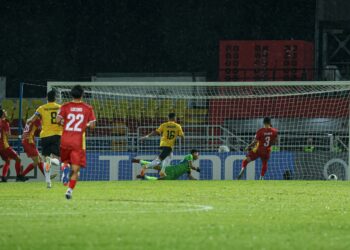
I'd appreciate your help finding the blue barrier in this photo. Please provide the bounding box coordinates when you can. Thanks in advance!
[79,152,295,181]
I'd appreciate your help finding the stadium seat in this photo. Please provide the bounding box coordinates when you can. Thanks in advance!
[115,100,129,120]
[144,99,158,119]
[112,121,127,136]
[107,99,116,119]
[31,99,45,108]
[1,99,16,120]
[159,99,174,118]
[129,99,143,120]
[175,99,188,120]
[184,108,208,124]
[91,99,102,119]
[111,139,128,151]
[21,99,30,120]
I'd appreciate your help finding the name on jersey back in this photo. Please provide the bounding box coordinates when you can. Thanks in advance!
[70,107,83,112]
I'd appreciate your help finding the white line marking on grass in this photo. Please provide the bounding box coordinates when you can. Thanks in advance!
[0,202,213,216]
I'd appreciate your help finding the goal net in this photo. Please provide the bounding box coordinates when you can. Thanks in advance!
[47,81,350,181]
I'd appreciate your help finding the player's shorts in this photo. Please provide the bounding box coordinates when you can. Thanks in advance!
[22,140,39,158]
[159,146,172,160]
[60,147,86,167]
[247,149,271,161]
[41,135,61,157]
[0,147,19,161]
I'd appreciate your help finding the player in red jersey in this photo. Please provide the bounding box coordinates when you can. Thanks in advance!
[237,117,278,180]
[21,119,46,179]
[56,85,96,199]
[0,108,26,182]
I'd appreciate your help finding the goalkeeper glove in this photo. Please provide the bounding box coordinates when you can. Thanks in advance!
[196,167,200,173]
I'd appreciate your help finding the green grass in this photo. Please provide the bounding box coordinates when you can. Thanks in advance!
[1,181,350,250]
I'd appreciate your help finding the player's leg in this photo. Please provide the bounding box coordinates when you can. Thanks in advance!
[60,147,71,186]
[237,157,250,179]
[144,157,161,169]
[50,135,61,161]
[158,147,172,176]
[1,159,10,182]
[48,135,61,180]
[22,142,43,176]
[133,159,151,178]
[43,136,60,187]
[160,152,173,175]
[41,137,52,185]
[259,160,268,180]
[65,164,80,199]
[135,156,160,177]
[142,175,158,180]
[22,156,38,176]
[65,149,85,199]
[143,147,171,171]
[5,147,27,181]
[61,162,71,186]
[237,151,257,180]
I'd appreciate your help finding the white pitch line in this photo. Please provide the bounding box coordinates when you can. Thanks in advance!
[0,204,213,216]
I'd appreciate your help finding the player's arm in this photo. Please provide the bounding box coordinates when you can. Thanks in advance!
[87,120,96,129]
[56,114,64,126]
[189,160,200,172]
[87,107,97,129]
[4,123,16,139]
[140,130,160,140]
[178,125,185,140]
[56,106,66,126]
[245,139,257,151]
[26,112,40,125]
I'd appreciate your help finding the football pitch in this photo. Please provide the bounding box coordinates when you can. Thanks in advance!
[1,181,350,250]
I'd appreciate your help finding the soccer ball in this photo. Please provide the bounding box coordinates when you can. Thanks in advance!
[218,145,230,153]
[328,174,338,181]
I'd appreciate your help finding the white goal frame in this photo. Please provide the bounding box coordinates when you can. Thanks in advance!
[48,81,350,180]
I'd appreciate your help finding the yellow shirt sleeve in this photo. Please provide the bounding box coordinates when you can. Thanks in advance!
[35,106,43,117]
[156,123,164,134]
[177,125,184,137]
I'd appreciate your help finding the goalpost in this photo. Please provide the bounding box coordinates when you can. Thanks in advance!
[46,81,350,181]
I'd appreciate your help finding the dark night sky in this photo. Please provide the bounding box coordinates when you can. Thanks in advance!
[0,0,316,96]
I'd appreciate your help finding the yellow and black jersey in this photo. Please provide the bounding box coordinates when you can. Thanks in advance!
[35,102,62,138]
[156,121,184,148]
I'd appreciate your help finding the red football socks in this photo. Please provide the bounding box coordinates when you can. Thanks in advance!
[15,161,22,176]
[2,162,10,177]
[241,159,248,169]
[261,160,268,177]
[69,179,77,189]
[22,163,35,176]
[38,162,45,175]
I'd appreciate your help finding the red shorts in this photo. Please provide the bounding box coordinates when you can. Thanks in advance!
[22,140,39,158]
[0,147,19,161]
[60,147,86,167]
[247,149,271,161]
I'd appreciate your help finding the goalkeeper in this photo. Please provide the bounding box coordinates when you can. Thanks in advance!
[136,149,200,180]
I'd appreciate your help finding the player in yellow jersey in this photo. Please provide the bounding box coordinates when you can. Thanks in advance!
[133,112,184,177]
[27,90,62,188]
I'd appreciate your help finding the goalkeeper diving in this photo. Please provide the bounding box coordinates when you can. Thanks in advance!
[134,149,200,180]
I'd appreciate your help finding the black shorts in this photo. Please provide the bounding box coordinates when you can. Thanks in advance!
[41,135,61,157]
[159,146,172,160]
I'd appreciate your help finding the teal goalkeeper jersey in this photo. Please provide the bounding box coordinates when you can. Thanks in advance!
[164,154,193,180]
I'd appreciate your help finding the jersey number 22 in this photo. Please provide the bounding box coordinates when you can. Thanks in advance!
[65,113,84,132]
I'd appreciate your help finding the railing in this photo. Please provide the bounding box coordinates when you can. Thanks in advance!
[218,68,345,81]
[8,125,348,153]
